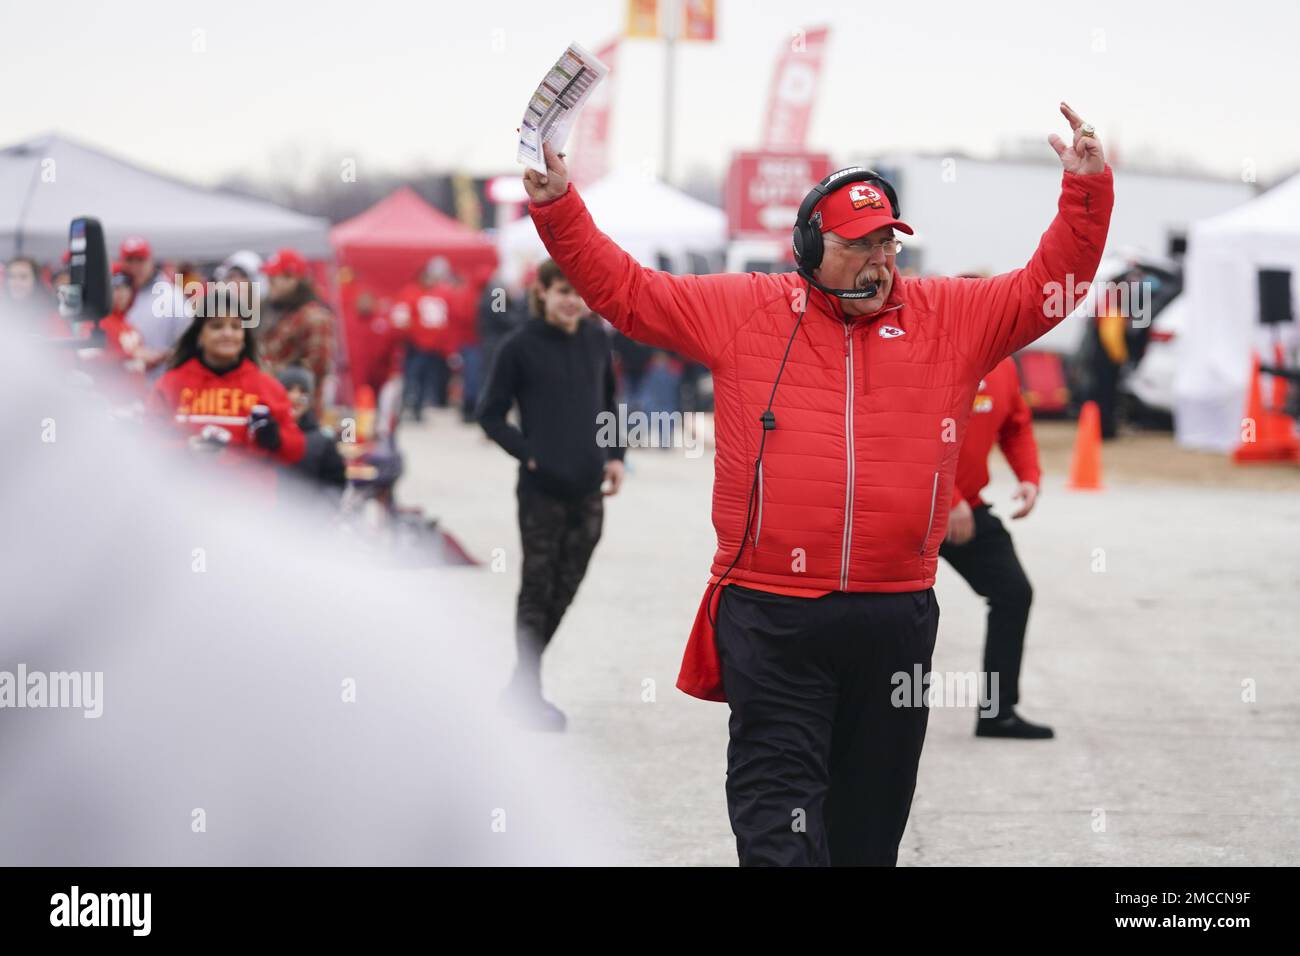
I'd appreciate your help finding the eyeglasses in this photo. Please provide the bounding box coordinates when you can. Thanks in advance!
[825,235,903,256]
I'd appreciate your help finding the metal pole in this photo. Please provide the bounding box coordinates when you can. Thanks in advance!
[662,0,677,184]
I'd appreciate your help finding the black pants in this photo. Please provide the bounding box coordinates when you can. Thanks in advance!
[404,348,449,413]
[938,505,1033,716]
[1088,340,1121,439]
[716,585,939,866]
[514,484,604,676]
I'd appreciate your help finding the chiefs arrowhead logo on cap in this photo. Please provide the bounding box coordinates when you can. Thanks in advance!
[848,184,885,210]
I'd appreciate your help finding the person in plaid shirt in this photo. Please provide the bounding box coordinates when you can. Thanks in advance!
[261,248,336,413]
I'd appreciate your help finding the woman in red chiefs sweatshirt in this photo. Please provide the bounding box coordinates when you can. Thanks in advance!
[148,307,305,473]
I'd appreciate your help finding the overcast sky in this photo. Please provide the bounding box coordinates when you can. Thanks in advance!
[4,0,1298,187]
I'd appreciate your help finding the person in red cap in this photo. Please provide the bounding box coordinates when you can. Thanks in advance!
[523,103,1113,866]
[120,236,190,364]
[940,356,1051,739]
[260,248,336,414]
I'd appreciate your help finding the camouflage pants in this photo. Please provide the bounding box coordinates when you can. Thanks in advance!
[515,485,604,676]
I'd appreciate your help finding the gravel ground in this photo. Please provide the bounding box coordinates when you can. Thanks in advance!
[397,409,1300,866]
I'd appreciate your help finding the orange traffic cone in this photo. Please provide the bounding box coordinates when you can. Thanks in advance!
[1068,400,1104,490]
[1233,353,1300,464]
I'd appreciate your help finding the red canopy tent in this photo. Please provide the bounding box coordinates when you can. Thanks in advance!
[331,187,498,294]
[331,188,498,394]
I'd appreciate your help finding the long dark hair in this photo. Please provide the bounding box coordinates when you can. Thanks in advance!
[169,289,260,369]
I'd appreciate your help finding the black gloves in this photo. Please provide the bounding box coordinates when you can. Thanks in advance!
[247,405,282,452]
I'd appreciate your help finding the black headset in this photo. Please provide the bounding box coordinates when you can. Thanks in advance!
[705,166,904,626]
[791,166,901,301]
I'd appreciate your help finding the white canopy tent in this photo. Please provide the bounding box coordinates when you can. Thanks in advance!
[498,169,728,282]
[1175,173,1300,451]
[0,133,331,263]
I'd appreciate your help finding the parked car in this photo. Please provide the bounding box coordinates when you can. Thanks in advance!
[1043,252,1183,428]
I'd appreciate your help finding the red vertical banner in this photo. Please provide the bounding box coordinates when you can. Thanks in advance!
[626,0,660,38]
[682,0,716,41]
[760,25,829,152]
[567,39,619,188]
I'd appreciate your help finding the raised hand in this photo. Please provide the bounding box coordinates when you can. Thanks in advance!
[522,141,570,203]
[1048,101,1106,176]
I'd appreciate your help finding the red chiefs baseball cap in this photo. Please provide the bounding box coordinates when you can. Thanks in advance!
[815,182,913,240]
[263,248,309,278]
[119,236,152,259]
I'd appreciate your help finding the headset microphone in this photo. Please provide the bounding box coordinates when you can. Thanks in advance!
[797,268,878,301]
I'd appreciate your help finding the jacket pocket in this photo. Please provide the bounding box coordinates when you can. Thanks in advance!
[919,471,939,555]
[751,459,765,548]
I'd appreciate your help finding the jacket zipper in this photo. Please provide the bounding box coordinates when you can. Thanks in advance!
[920,471,939,555]
[752,459,764,548]
[840,321,855,590]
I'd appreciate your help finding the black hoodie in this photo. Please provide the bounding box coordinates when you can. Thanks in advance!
[477,316,624,500]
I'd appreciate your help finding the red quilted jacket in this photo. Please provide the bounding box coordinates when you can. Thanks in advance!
[952,356,1041,510]
[530,167,1113,700]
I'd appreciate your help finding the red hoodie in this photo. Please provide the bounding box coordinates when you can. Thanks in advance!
[395,283,462,354]
[530,167,1113,701]
[951,356,1041,509]
[148,358,306,480]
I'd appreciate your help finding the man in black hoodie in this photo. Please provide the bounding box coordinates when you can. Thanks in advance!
[477,259,625,731]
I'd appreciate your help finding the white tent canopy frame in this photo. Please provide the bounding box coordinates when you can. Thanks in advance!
[0,133,331,264]
[1175,173,1300,452]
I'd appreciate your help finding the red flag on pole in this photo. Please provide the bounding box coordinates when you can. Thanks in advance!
[760,26,830,152]
[682,0,716,41]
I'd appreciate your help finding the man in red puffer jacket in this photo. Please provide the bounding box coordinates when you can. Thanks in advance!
[524,103,1113,866]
